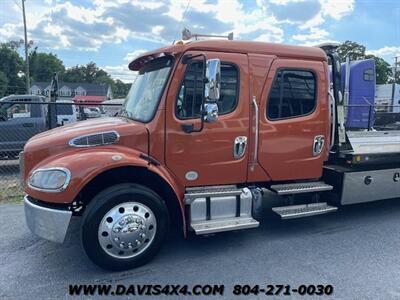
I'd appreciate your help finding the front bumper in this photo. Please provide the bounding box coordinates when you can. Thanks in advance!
[24,196,72,243]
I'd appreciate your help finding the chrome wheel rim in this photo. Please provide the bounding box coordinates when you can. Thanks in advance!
[98,202,157,259]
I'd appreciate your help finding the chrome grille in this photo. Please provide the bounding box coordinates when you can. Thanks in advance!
[69,131,119,147]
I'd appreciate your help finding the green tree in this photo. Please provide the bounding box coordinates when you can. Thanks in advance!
[29,48,65,82]
[5,40,24,50]
[365,55,392,84]
[61,62,132,97]
[0,44,25,94]
[0,43,131,98]
[94,71,114,86]
[0,71,8,97]
[113,79,131,98]
[63,62,111,84]
[337,40,366,61]
[337,40,392,84]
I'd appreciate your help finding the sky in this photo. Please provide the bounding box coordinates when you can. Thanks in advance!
[1,0,399,83]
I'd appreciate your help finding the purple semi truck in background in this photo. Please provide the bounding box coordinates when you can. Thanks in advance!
[341,58,376,129]
[340,58,400,130]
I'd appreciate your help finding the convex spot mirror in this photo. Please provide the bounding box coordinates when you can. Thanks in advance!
[203,102,218,123]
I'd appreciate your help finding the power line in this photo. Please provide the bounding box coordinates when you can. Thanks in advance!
[12,0,22,10]
[181,0,191,27]
[21,0,30,93]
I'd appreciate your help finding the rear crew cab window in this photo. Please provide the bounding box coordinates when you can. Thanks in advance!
[176,61,239,119]
[267,69,316,120]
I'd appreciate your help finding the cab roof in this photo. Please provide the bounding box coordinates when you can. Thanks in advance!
[129,40,327,71]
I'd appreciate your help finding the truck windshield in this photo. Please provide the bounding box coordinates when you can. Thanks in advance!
[121,56,173,122]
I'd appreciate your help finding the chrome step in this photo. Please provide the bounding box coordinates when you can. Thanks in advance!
[185,185,242,204]
[272,203,338,220]
[269,181,333,195]
[191,217,259,235]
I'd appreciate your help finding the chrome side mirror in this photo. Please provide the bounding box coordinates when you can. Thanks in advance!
[204,102,218,123]
[205,59,221,101]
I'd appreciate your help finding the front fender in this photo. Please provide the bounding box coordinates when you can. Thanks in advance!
[25,146,185,206]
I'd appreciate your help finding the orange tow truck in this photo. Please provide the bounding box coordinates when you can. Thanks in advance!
[22,37,400,270]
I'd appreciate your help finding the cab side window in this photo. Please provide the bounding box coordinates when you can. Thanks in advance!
[176,61,238,119]
[267,69,316,120]
[363,68,374,81]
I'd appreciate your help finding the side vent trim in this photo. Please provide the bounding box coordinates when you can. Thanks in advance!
[69,131,120,148]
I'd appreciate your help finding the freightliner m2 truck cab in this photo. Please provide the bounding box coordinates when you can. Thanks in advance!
[22,40,400,270]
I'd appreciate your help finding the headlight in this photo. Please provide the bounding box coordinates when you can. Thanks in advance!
[28,168,71,192]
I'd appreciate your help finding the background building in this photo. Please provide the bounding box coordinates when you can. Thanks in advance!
[30,82,113,103]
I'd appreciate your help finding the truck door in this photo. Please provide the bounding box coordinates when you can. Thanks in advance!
[165,51,250,186]
[258,59,330,181]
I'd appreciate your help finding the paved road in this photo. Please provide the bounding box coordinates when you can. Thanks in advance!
[1,195,400,299]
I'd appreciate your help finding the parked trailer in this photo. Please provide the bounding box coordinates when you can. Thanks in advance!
[376,83,400,113]
[374,84,400,129]
[21,38,400,271]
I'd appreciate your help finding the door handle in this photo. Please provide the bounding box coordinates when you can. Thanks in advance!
[22,123,33,128]
[313,135,325,156]
[234,136,247,159]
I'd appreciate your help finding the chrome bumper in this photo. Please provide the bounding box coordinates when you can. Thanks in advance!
[24,196,72,243]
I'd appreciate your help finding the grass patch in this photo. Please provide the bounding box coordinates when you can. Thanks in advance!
[0,183,24,204]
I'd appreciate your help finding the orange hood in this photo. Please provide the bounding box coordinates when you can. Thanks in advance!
[23,117,149,176]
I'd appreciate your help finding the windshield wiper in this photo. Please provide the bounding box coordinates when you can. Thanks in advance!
[119,108,128,117]
[119,108,135,120]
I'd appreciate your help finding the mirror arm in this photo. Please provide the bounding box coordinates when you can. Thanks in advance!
[181,115,205,133]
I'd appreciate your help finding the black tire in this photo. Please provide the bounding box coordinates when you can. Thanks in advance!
[81,183,169,271]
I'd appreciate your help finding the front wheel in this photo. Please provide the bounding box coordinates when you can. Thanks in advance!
[81,183,169,271]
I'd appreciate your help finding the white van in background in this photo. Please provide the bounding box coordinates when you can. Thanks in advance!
[101,98,125,116]
[83,107,102,118]
[56,100,77,125]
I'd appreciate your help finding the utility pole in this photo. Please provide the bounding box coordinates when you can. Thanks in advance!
[391,56,399,111]
[22,0,30,94]
[49,73,58,129]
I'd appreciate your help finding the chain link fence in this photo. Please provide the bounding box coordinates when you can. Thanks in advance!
[0,98,123,203]
[0,99,399,203]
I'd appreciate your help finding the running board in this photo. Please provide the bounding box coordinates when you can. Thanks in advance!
[191,217,259,235]
[272,203,338,220]
[269,181,333,195]
[185,185,242,204]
